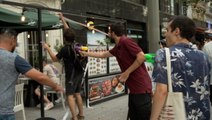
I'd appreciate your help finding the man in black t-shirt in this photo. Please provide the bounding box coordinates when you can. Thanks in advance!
[43,13,85,120]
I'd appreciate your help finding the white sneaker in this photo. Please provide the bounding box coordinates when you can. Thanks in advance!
[36,103,47,108]
[36,104,41,108]
[55,97,62,103]
[44,102,54,110]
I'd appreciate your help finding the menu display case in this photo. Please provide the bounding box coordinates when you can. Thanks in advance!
[108,45,121,73]
[85,45,124,106]
[109,57,121,73]
[88,75,125,103]
[87,45,107,76]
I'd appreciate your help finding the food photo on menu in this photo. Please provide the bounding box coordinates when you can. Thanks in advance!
[111,76,125,94]
[102,79,112,96]
[89,83,102,101]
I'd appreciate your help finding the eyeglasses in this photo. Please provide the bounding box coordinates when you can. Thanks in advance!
[0,28,18,37]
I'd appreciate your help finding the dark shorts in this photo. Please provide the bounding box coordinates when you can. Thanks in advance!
[65,80,82,95]
[65,73,84,95]
[128,93,152,120]
[0,114,15,120]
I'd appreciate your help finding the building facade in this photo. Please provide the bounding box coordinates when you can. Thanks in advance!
[1,0,63,67]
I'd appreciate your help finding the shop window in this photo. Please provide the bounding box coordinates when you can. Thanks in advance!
[26,31,46,68]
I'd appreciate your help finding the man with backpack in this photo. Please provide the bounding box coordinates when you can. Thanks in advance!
[43,13,85,120]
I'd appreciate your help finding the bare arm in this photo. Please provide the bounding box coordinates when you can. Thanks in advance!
[119,51,145,82]
[24,68,64,92]
[43,43,58,62]
[59,13,69,30]
[150,83,168,120]
[80,50,113,58]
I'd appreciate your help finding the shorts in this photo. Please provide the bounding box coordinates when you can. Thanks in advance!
[65,78,83,95]
[0,114,15,120]
[65,68,84,95]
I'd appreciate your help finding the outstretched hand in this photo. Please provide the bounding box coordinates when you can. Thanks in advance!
[42,43,50,49]
[79,51,87,57]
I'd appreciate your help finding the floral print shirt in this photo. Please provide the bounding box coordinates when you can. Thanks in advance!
[152,43,210,120]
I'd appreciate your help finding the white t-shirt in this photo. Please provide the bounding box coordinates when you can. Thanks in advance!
[202,41,212,85]
[43,64,59,84]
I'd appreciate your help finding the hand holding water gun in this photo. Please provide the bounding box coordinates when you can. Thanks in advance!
[75,45,88,51]
[74,43,88,51]
[144,53,156,64]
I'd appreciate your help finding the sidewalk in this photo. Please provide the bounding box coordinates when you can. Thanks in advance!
[15,95,128,120]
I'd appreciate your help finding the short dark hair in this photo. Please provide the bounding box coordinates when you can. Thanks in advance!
[169,16,196,42]
[0,28,18,38]
[63,28,75,43]
[110,23,125,36]
[159,39,167,47]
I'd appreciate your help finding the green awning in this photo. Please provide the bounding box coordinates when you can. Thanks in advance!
[0,7,85,32]
[0,7,62,32]
[23,9,62,29]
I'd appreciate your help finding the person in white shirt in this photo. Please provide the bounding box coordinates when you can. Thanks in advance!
[35,58,60,110]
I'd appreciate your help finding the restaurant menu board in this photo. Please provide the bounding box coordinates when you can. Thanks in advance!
[88,75,125,102]
[88,46,107,76]
[109,57,121,73]
[109,46,121,73]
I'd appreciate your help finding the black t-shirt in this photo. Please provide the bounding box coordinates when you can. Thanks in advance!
[56,44,84,82]
[56,45,75,81]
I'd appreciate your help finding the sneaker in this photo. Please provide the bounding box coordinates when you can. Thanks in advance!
[55,97,62,103]
[36,103,47,108]
[36,104,40,108]
[44,102,54,110]
[77,114,85,120]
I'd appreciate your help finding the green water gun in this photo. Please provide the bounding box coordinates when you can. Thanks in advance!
[144,53,156,64]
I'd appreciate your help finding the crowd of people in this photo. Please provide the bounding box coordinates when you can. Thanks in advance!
[0,14,211,120]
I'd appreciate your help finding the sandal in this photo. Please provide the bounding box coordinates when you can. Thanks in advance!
[77,114,85,120]
[71,117,77,120]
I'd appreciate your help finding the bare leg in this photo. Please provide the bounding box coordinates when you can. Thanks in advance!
[74,93,84,116]
[35,88,51,104]
[67,95,77,120]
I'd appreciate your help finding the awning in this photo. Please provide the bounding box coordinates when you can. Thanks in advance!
[0,7,103,32]
[0,7,62,32]
[23,9,62,30]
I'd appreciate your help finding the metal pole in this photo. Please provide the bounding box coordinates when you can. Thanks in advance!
[38,8,45,118]
[36,8,55,120]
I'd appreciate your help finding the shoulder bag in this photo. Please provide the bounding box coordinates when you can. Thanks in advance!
[159,48,186,120]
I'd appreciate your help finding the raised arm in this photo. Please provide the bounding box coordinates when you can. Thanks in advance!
[43,43,58,62]
[59,13,69,30]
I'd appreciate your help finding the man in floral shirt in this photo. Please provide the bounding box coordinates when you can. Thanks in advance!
[150,16,210,120]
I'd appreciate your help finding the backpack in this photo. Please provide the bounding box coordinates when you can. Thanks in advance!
[67,42,87,84]
[73,43,87,69]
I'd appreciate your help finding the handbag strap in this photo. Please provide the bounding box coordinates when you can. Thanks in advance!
[165,48,173,92]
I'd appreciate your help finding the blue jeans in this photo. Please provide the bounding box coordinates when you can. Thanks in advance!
[0,114,15,120]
